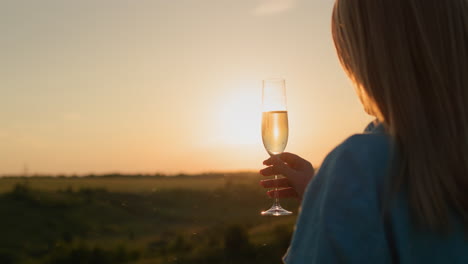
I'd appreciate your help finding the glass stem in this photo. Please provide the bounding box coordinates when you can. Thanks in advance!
[274,175,280,208]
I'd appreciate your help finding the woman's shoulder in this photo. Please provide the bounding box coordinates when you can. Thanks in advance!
[328,125,392,170]
[338,129,393,170]
[337,132,391,156]
[286,123,396,264]
[312,122,394,192]
[342,120,392,153]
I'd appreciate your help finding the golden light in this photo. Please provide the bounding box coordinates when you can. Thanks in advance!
[274,126,279,138]
[215,87,262,146]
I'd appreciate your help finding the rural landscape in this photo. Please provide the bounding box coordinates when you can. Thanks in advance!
[0,173,299,264]
[2,0,374,263]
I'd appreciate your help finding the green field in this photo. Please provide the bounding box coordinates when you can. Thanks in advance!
[0,173,255,193]
[0,173,299,264]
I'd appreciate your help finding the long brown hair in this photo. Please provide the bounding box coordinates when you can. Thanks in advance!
[332,0,468,233]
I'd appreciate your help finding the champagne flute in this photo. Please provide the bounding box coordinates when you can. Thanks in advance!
[261,79,292,216]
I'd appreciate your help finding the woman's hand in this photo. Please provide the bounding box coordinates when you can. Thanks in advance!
[260,152,315,200]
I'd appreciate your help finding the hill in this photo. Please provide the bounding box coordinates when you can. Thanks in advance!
[0,174,299,263]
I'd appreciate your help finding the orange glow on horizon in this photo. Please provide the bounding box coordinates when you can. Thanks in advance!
[0,0,377,175]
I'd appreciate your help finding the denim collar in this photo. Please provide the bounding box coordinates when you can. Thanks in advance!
[364,119,386,134]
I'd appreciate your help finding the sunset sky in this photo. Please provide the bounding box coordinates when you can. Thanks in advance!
[0,0,373,175]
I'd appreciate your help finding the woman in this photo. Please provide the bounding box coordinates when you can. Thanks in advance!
[260,0,468,263]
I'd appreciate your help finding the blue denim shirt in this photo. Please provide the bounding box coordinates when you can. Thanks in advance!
[283,121,468,264]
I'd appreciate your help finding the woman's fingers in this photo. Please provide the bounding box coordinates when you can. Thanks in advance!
[263,152,311,170]
[259,165,295,178]
[260,156,297,178]
[260,153,315,200]
[263,152,303,165]
[281,152,313,170]
[260,178,290,188]
[267,187,299,199]
[259,166,278,176]
[263,153,293,165]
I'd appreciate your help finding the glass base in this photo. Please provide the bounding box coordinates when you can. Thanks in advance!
[261,205,292,216]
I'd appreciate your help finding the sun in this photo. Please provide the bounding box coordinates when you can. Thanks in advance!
[215,89,262,146]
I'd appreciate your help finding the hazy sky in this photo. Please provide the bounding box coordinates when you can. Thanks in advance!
[0,0,373,175]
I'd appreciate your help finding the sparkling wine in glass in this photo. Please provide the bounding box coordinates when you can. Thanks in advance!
[261,79,292,216]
